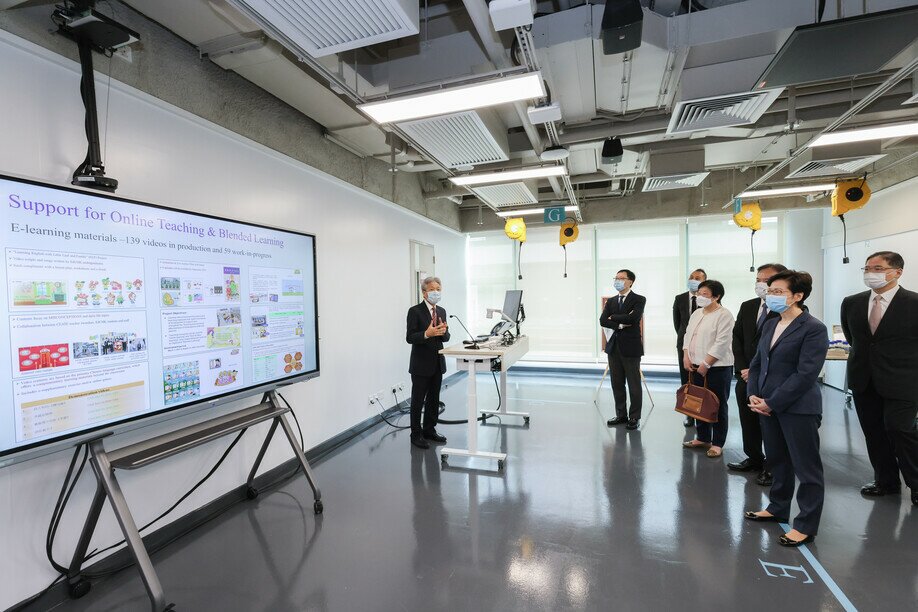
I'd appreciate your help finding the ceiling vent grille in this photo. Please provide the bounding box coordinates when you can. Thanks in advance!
[667,89,783,135]
[471,182,538,207]
[228,0,419,58]
[786,155,886,179]
[642,172,710,192]
[398,111,509,169]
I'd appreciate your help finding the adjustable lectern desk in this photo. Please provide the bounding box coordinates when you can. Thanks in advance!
[439,335,529,469]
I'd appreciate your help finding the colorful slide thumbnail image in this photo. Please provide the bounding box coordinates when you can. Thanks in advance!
[250,305,305,343]
[249,266,305,304]
[161,307,242,357]
[100,332,147,355]
[158,261,241,307]
[14,362,149,443]
[252,344,308,383]
[163,361,201,406]
[11,280,67,306]
[6,249,145,311]
[10,311,149,380]
[17,344,70,372]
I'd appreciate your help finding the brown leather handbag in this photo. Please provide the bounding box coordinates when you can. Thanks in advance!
[675,376,720,423]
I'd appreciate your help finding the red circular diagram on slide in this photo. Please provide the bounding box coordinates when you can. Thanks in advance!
[18,344,70,372]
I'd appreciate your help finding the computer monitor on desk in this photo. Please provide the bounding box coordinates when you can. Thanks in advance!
[484,290,523,337]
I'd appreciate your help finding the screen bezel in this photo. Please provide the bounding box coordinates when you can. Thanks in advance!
[0,172,320,462]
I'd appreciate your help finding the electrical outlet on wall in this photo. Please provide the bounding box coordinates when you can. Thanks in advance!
[368,394,379,406]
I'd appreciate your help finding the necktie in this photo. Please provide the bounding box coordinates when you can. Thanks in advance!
[869,295,883,334]
[691,295,697,313]
[756,302,768,329]
[618,295,624,310]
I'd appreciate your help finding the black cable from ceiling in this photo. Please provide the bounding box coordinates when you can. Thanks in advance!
[817,0,827,22]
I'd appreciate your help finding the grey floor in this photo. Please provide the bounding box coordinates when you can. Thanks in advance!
[45,373,917,611]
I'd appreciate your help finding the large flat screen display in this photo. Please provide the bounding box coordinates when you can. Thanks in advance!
[0,175,318,459]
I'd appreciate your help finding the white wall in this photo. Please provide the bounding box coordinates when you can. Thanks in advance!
[784,208,825,322]
[0,31,466,608]
[821,176,918,389]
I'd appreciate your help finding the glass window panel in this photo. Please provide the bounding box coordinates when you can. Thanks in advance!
[466,233,515,336]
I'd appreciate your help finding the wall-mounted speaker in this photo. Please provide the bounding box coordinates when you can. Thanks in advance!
[601,0,643,55]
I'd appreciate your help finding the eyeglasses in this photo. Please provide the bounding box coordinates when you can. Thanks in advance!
[860,266,895,273]
[765,289,790,296]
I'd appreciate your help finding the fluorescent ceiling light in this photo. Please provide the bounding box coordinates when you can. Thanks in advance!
[359,72,546,124]
[809,122,918,147]
[739,184,835,198]
[451,165,567,186]
[496,206,579,217]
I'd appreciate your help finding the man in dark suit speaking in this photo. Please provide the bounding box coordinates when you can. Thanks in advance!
[406,277,450,450]
[673,268,707,427]
[841,251,918,506]
[601,269,646,430]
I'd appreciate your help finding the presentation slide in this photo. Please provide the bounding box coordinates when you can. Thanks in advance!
[0,175,318,458]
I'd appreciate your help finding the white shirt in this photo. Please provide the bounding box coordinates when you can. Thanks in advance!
[683,306,735,366]
[868,284,900,323]
[770,319,793,348]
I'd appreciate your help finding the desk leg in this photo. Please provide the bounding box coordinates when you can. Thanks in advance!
[441,361,507,469]
[480,367,530,423]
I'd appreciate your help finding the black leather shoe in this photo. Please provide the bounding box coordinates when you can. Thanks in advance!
[683,417,695,428]
[778,534,814,547]
[860,482,900,497]
[727,458,763,473]
[626,419,639,430]
[607,416,628,426]
[743,511,786,523]
[422,430,447,444]
[756,470,774,487]
[410,436,430,449]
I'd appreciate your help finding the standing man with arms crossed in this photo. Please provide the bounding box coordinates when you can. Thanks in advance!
[841,252,918,506]
[406,277,450,450]
[673,268,707,428]
[729,263,787,486]
[602,270,646,431]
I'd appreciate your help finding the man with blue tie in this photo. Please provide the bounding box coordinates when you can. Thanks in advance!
[841,251,918,506]
[728,263,787,486]
[601,270,646,430]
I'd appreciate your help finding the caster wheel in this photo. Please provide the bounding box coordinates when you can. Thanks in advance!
[440,454,448,463]
[314,500,324,515]
[523,417,530,424]
[68,578,92,599]
[497,460,504,470]
[245,486,259,500]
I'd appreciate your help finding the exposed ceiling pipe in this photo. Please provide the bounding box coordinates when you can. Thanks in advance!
[721,53,918,208]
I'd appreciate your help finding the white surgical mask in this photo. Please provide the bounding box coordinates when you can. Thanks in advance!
[426,291,441,305]
[613,280,626,292]
[863,273,889,290]
[754,282,768,299]
[687,279,701,292]
[695,295,712,308]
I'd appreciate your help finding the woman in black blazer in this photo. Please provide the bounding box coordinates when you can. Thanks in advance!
[743,270,828,547]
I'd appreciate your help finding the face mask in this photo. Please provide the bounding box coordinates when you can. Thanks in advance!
[755,282,768,299]
[687,279,701,293]
[613,280,626,292]
[695,295,712,308]
[765,295,790,313]
[426,291,441,305]
[863,273,889,290]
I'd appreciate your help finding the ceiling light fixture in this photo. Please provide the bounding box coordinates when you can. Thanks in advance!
[358,72,546,124]
[738,183,836,198]
[450,165,567,186]
[496,206,579,217]
[809,121,918,147]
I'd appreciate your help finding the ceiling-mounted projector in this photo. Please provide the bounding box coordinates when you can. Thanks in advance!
[601,0,643,55]
[601,138,624,165]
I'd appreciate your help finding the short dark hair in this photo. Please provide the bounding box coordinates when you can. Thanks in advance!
[698,279,725,301]
[867,251,904,270]
[757,263,787,275]
[691,268,707,278]
[617,269,636,282]
[768,270,813,305]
